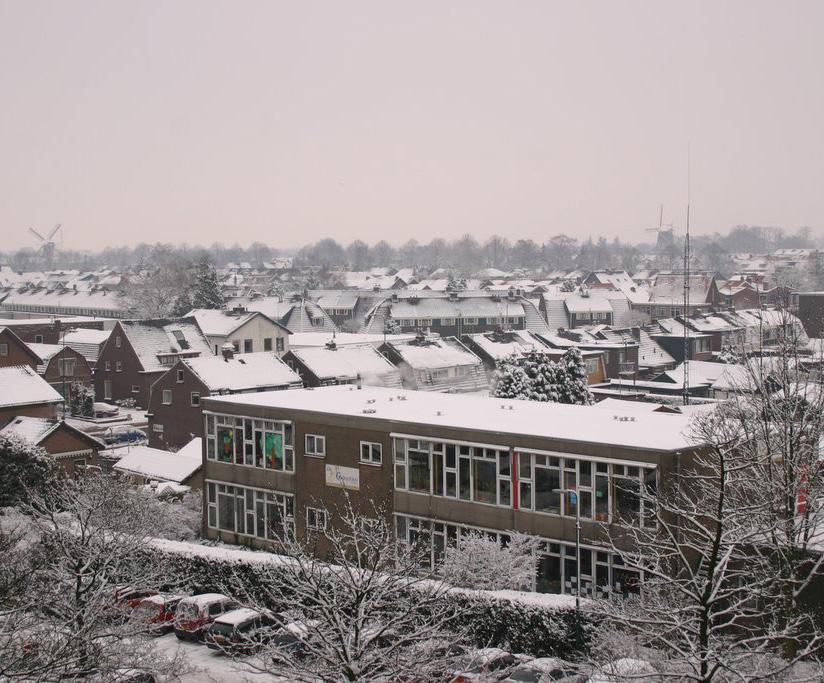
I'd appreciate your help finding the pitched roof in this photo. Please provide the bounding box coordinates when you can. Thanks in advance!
[0,416,104,448]
[0,365,63,408]
[118,318,212,373]
[187,308,288,337]
[182,352,301,392]
[384,336,483,370]
[288,344,402,387]
[464,330,547,362]
[112,443,202,483]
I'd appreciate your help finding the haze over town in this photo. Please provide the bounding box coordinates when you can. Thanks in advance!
[2,0,823,251]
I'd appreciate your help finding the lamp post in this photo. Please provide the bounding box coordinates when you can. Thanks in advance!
[554,486,582,644]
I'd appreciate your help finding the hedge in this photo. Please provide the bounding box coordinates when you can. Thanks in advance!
[139,538,592,659]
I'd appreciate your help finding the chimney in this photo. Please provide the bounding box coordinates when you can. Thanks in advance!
[630,326,641,342]
[221,343,234,360]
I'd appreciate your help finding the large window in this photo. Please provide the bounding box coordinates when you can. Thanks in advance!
[395,513,640,597]
[394,439,512,507]
[57,358,76,376]
[207,481,294,541]
[205,413,294,473]
[518,452,655,526]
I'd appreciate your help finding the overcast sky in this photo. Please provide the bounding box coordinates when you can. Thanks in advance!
[1,1,822,251]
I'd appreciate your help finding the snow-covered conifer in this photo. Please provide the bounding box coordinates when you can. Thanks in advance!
[191,256,223,309]
[0,434,59,507]
[492,355,530,399]
[558,347,595,405]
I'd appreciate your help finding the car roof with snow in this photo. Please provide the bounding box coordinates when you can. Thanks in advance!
[181,593,232,607]
[213,607,264,626]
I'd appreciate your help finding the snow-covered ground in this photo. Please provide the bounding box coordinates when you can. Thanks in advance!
[153,632,284,682]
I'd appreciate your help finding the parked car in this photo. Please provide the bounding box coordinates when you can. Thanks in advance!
[131,594,185,634]
[205,607,284,653]
[502,657,579,682]
[113,586,159,611]
[173,593,239,641]
[267,619,318,661]
[451,648,521,682]
[93,402,120,418]
[103,425,146,445]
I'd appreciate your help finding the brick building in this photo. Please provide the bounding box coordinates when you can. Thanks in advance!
[200,386,698,596]
[147,350,301,450]
[0,365,64,427]
[94,318,211,408]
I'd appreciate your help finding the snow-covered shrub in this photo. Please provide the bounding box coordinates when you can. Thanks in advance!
[440,530,541,591]
[69,381,94,417]
[0,434,59,507]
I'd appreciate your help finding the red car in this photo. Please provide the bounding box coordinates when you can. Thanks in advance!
[113,587,159,611]
[173,593,239,641]
[131,594,185,634]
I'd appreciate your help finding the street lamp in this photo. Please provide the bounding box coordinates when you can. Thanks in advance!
[553,486,582,636]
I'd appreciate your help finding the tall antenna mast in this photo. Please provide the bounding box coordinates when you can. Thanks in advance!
[682,145,691,406]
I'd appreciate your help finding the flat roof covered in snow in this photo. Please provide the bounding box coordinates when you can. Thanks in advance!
[203,385,698,452]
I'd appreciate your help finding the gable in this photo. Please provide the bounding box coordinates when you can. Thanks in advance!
[39,423,103,455]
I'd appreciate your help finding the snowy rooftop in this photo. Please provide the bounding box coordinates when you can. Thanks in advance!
[204,385,698,452]
[187,308,283,337]
[390,297,525,319]
[119,318,212,373]
[0,416,60,443]
[465,330,547,361]
[289,344,400,382]
[386,337,483,370]
[183,352,301,391]
[288,332,418,348]
[0,365,63,408]
[60,328,111,344]
[26,342,73,362]
[112,444,202,483]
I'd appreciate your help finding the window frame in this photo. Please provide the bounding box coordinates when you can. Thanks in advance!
[359,441,383,465]
[305,434,326,457]
[191,392,200,406]
[162,389,172,405]
[0,343,7,357]
[306,506,327,531]
[176,369,185,383]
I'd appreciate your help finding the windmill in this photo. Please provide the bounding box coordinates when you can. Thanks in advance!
[645,205,675,254]
[28,224,62,268]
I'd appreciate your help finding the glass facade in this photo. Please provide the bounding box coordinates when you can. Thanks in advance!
[204,413,294,472]
[206,480,294,541]
[395,512,641,597]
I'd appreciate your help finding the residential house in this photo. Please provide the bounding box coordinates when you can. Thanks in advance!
[0,416,104,478]
[0,365,64,426]
[379,335,488,393]
[635,274,721,318]
[147,349,302,449]
[646,318,714,363]
[283,342,402,389]
[94,317,212,409]
[187,307,291,356]
[60,328,111,367]
[0,327,43,369]
[26,342,93,400]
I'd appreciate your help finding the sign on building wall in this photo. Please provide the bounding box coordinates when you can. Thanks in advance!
[325,464,360,491]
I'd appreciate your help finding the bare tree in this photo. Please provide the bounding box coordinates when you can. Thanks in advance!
[594,314,824,682]
[0,475,184,681]
[223,499,468,682]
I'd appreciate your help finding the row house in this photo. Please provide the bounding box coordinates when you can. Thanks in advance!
[0,327,43,369]
[200,385,698,596]
[633,274,721,319]
[147,349,301,450]
[94,317,212,409]
[187,307,291,356]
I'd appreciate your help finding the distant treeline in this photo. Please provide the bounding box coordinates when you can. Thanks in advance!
[1,224,816,274]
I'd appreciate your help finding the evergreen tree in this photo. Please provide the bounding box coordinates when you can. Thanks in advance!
[0,434,59,507]
[557,347,595,405]
[191,257,223,309]
[521,350,561,402]
[718,343,741,365]
[68,382,94,417]
[170,289,193,317]
[491,355,530,399]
